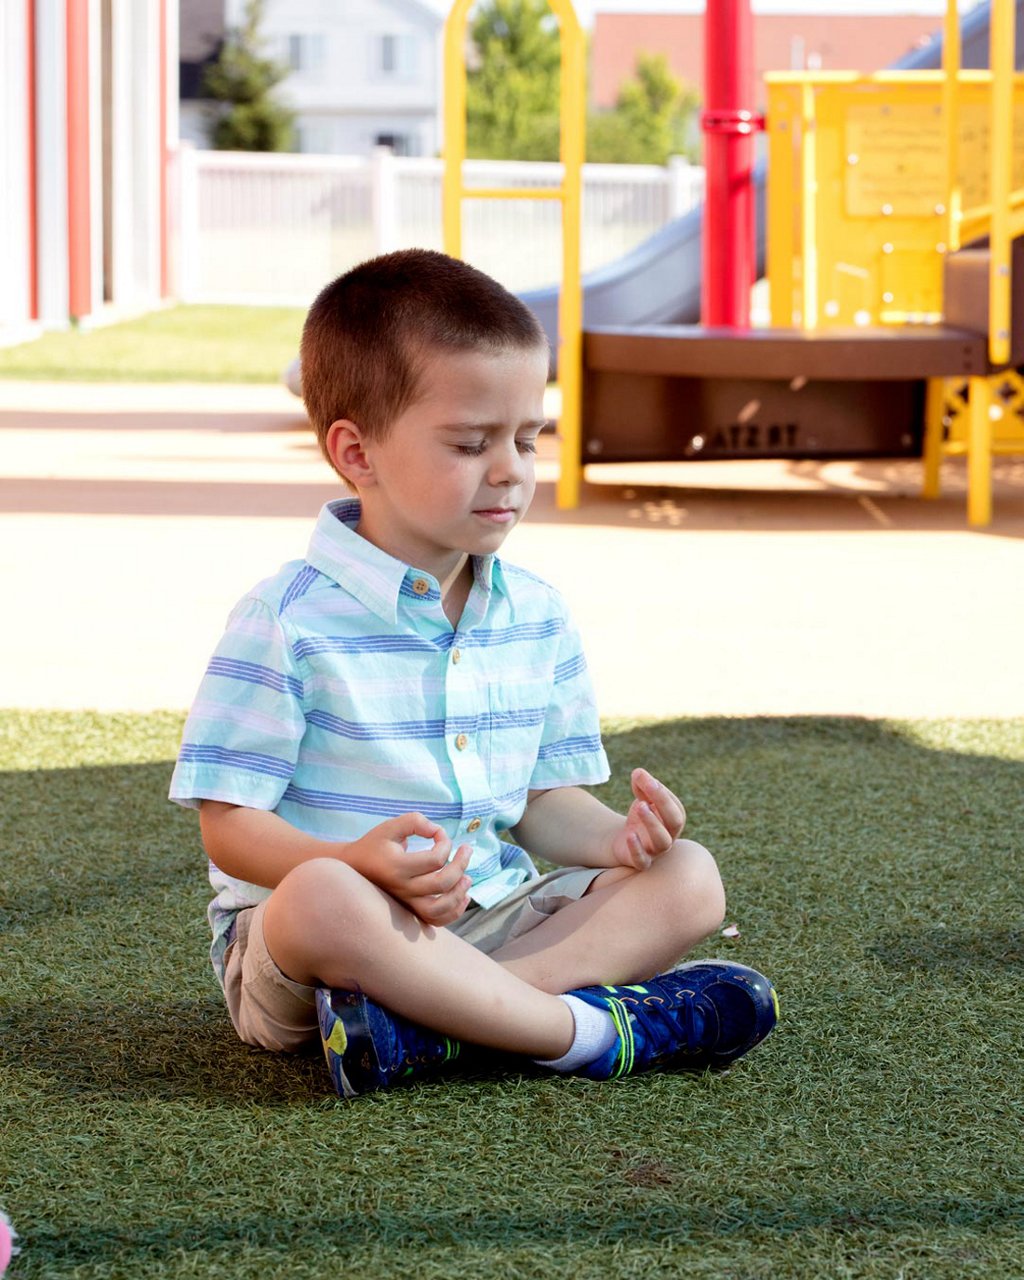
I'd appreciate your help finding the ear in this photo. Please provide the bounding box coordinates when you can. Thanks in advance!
[325,419,376,488]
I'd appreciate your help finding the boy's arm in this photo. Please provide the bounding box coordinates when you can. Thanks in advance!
[199,801,472,924]
[509,769,686,872]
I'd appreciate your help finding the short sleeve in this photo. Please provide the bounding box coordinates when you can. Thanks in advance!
[169,596,306,811]
[528,608,610,791]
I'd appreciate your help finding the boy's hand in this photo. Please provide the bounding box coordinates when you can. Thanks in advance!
[346,813,473,927]
[609,769,686,871]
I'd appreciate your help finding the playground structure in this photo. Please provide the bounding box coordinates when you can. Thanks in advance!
[442,0,1024,525]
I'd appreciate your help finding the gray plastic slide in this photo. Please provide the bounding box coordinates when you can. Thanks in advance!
[521,0,1020,347]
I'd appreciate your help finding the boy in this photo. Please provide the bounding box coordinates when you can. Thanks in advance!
[170,249,777,1098]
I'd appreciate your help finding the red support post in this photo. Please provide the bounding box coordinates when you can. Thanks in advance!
[27,0,39,321]
[66,0,92,321]
[701,0,761,328]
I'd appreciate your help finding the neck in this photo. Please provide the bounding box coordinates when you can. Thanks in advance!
[440,555,473,626]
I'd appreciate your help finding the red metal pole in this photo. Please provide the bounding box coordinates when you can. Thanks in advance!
[27,0,39,321]
[66,0,92,321]
[701,0,760,327]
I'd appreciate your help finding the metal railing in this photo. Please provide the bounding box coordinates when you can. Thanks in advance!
[175,145,705,307]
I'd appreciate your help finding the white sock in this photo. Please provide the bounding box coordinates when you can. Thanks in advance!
[535,993,618,1072]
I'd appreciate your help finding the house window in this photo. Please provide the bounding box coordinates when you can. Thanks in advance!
[375,132,414,157]
[297,120,334,154]
[378,33,417,79]
[287,33,326,74]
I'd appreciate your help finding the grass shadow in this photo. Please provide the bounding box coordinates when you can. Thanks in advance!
[0,995,331,1105]
[19,1193,1024,1270]
[868,927,1024,972]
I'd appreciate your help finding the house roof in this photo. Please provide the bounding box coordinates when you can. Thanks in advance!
[591,10,946,107]
[179,0,224,99]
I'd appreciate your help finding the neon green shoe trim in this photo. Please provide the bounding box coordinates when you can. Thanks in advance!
[323,1020,348,1058]
[605,997,634,1078]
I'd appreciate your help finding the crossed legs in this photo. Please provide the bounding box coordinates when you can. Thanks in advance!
[261,839,725,1061]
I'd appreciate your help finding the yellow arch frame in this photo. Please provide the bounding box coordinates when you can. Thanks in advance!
[442,0,586,509]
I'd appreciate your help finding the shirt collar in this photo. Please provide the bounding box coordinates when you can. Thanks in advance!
[305,499,510,625]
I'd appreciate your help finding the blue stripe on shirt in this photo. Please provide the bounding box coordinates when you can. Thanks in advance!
[206,657,303,700]
[305,708,547,740]
[179,743,295,780]
[536,734,604,761]
[293,634,443,658]
[463,620,563,648]
[281,782,529,820]
[554,653,587,683]
[279,564,321,614]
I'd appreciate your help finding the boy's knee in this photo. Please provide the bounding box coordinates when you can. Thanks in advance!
[661,839,726,937]
[270,857,369,936]
[264,857,381,980]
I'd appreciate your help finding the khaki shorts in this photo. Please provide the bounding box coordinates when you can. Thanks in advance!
[223,864,605,1053]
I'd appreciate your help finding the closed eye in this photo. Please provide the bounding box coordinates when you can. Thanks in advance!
[455,438,538,457]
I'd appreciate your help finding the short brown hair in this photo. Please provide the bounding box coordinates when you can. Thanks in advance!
[300,249,548,466]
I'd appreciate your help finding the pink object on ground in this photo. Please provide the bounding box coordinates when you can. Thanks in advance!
[0,1210,17,1273]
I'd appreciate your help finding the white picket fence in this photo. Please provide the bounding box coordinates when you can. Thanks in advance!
[175,146,705,306]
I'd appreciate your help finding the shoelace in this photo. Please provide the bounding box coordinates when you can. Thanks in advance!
[620,982,713,1060]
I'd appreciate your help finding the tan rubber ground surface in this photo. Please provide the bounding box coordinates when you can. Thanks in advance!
[3,380,1022,717]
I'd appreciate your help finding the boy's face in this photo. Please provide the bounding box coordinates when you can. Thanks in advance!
[347,343,550,578]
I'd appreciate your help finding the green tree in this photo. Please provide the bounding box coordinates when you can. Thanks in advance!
[587,52,700,165]
[466,0,561,161]
[202,0,295,152]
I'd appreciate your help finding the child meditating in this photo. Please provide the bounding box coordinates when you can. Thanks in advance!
[169,249,778,1098]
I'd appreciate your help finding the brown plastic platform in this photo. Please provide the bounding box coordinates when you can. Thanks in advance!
[584,324,991,380]
[943,235,1024,366]
[580,323,995,464]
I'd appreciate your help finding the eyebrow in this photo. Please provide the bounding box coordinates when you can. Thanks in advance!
[440,419,553,433]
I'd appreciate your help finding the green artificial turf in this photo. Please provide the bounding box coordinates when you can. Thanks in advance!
[2,711,1023,1279]
[0,306,304,383]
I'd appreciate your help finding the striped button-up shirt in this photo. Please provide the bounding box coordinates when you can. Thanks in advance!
[170,499,610,986]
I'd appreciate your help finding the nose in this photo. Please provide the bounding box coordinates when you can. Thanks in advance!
[488,439,527,488]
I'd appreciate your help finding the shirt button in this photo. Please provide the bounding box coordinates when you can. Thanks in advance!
[452,647,462,664]
[466,817,482,833]
[412,577,430,596]
[454,733,469,751]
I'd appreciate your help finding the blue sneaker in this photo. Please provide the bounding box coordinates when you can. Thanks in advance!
[316,987,462,1099]
[568,961,778,1079]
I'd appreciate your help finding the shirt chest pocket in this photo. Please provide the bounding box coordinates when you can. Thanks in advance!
[484,672,550,783]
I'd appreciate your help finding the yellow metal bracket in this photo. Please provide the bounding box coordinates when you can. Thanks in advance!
[923,371,1024,524]
[442,0,586,509]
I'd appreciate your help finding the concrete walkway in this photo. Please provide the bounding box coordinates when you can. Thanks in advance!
[2,379,1023,718]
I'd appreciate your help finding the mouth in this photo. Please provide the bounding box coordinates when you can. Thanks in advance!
[473,508,517,522]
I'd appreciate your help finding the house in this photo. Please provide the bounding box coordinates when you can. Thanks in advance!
[0,0,178,343]
[591,4,948,111]
[179,0,225,143]
[180,0,443,157]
